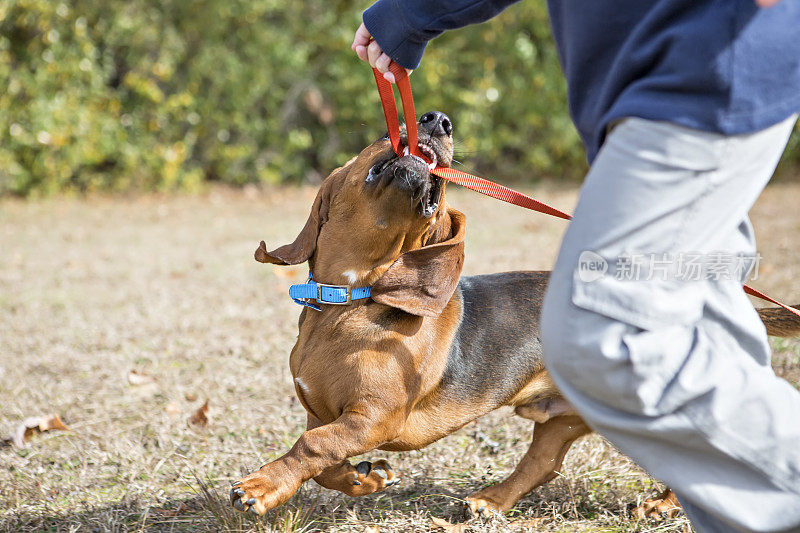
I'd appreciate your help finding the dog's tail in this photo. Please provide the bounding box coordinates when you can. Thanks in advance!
[758,304,800,337]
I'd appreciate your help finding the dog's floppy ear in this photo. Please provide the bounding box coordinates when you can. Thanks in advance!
[371,208,466,317]
[255,167,347,265]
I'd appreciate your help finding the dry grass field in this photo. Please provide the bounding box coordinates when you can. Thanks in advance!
[2,180,799,532]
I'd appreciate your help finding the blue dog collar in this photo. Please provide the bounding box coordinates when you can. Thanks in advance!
[289,272,372,311]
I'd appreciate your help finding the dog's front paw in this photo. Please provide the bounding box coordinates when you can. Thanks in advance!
[348,459,400,495]
[230,467,299,516]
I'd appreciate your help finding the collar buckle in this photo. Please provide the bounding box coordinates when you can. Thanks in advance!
[316,282,352,305]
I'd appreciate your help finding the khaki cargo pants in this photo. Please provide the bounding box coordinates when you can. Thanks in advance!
[540,115,800,532]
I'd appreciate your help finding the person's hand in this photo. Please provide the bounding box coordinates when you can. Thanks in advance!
[351,23,413,84]
[755,0,780,6]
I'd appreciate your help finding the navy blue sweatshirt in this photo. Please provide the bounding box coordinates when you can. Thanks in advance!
[363,0,800,162]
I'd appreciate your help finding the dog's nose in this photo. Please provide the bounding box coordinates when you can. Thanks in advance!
[419,111,453,137]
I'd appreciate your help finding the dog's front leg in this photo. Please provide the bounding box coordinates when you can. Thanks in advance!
[230,407,403,515]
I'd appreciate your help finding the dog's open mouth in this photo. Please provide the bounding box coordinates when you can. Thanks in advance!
[419,172,443,218]
[368,142,445,218]
[366,118,454,218]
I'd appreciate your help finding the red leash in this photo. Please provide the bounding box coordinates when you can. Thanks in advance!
[744,285,800,317]
[374,65,572,220]
[372,65,800,317]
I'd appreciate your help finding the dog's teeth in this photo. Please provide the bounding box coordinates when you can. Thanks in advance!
[417,143,437,169]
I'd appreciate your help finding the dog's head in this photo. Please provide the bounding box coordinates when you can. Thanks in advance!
[256,111,464,317]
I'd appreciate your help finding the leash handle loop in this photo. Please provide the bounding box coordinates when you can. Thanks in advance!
[373,65,422,159]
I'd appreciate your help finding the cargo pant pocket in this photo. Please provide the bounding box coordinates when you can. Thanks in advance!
[571,271,705,415]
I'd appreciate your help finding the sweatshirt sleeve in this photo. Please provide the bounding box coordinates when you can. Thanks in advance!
[363,0,522,69]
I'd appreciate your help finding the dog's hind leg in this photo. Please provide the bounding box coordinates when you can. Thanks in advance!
[466,414,590,517]
[632,488,682,519]
[295,413,399,496]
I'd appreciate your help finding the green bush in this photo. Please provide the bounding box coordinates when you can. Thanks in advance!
[0,1,797,196]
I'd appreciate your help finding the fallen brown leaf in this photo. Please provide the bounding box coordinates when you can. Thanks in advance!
[127,370,156,386]
[430,516,470,532]
[188,400,210,427]
[3,414,70,447]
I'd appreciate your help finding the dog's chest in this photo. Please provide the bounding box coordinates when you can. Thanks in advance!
[288,337,382,423]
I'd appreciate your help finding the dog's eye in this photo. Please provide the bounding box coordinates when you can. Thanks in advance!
[366,163,381,183]
[367,157,392,183]
[364,162,386,183]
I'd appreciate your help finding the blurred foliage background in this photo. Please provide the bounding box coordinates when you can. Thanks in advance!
[1,0,797,196]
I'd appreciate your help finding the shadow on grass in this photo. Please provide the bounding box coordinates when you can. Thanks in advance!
[0,477,465,533]
[0,473,669,532]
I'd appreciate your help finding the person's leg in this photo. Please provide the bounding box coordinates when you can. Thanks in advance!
[540,115,800,532]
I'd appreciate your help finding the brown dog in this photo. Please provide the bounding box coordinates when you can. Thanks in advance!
[231,111,800,518]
